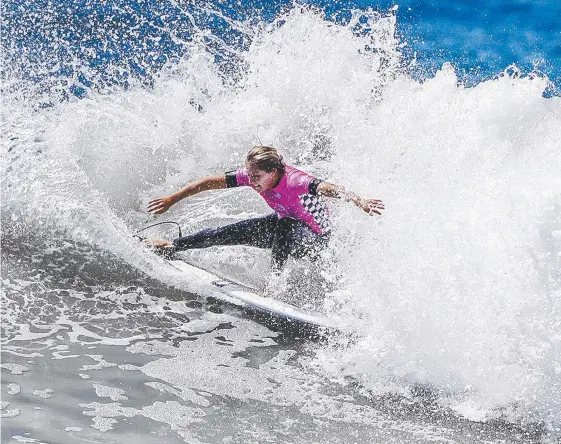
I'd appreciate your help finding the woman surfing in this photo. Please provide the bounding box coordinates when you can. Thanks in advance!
[145,146,384,272]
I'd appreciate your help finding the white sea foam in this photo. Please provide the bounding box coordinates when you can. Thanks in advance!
[2,408,22,418]
[64,427,83,432]
[33,388,54,399]
[91,416,118,432]
[80,355,118,371]
[1,363,30,375]
[2,4,560,434]
[130,318,468,443]
[92,383,128,401]
[11,436,44,443]
[52,350,80,360]
[79,400,207,438]
[312,64,561,429]
[145,382,210,407]
[117,363,140,371]
[7,383,21,395]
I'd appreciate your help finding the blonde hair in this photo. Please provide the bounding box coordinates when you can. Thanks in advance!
[245,146,285,174]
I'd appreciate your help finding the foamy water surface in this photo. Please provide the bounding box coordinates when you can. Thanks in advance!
[2,3,560,443]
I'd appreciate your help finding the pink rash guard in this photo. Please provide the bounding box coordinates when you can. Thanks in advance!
[229,165,330,235]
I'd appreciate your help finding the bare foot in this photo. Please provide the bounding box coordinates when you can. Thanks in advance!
[143,239,175,259]
[143,239,172,248]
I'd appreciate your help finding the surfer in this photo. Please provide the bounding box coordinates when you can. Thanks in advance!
[145,146,384,271]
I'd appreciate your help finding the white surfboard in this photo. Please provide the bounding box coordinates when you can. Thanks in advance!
[165,258,336,329]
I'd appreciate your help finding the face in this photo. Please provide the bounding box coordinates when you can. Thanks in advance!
[246,164,280,192]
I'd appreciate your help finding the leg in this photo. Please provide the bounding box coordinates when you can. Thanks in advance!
[172,214,279,251]
[291,226,330,262]
[270,218,329,272]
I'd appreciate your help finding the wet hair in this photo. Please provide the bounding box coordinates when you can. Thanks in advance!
[245,146,285,174]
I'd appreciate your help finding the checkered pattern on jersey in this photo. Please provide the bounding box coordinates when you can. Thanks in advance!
[299,194,330,231]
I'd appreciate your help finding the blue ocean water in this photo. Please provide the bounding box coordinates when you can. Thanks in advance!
[2,0,560,100]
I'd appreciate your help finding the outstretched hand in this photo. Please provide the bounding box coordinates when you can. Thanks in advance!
[359,199,385,216]
[147,197,173,214]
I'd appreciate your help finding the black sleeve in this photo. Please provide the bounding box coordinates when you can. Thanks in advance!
[308,178,322,195]
[225,170,239,188]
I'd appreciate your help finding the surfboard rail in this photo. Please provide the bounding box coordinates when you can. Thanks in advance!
[165,258,337,330]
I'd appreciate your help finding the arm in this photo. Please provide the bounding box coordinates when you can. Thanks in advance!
[316,181,385,215]
[147,174,227,214]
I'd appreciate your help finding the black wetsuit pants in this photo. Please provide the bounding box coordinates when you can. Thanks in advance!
[172,214,329,271]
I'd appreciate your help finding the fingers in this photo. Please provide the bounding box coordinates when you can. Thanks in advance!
[368,199,384,208]
[366,205,382,215]
[364,199,385,216]
[147,201,163,213]
[147,198,168,214]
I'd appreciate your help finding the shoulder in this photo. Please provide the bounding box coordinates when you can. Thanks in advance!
[284,164,312,178]
[284,165,315,190]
